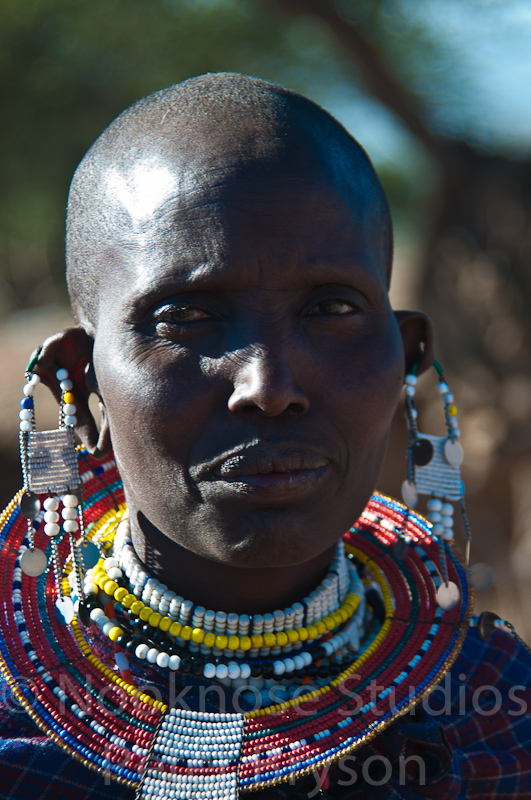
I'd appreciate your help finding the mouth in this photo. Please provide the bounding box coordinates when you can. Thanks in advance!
[192,444,330,502]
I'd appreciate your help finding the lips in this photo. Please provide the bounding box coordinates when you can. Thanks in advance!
[192,444,330,502]
[213,447,328,479]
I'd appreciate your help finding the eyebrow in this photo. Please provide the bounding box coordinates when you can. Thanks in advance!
[124,255,388,318]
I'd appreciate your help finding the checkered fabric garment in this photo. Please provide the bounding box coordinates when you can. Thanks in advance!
[0,628,530,799]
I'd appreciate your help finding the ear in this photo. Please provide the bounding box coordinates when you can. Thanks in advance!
[30,326,111,458]
[394,311,434,376]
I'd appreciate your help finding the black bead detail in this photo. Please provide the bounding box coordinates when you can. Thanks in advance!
[77,603,92,627]
[365,588,386,624]
[413,438,434,466]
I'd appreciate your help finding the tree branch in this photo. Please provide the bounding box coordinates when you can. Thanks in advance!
[265,0,441,156]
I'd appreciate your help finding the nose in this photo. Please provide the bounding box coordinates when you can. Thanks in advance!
[227,347,309,417]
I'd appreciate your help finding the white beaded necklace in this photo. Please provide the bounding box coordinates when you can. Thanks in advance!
[113,515,353,636]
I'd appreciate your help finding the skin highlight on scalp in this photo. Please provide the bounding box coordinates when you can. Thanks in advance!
[65,72,393,332]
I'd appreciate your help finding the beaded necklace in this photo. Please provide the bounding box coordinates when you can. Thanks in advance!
[0,449,473,798]
[81,516,365,689]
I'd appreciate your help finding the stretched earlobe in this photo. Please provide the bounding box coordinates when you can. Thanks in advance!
[83,398,112,459]
[394,311,435,377]
[31,326,112,458]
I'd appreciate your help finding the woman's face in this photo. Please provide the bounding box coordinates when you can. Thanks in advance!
[92,159,409,570]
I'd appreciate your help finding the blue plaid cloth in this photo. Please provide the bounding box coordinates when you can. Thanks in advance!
[1,628,530,799]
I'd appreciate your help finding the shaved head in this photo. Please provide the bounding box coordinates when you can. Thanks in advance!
[66,72,392,330]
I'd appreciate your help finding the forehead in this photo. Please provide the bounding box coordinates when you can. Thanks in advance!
[96,153,388,304]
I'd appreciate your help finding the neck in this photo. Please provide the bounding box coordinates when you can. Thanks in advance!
[129,513,338,615]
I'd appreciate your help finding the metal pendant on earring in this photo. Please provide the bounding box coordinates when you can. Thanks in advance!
[26,428,80,495]
[413,432,463,501]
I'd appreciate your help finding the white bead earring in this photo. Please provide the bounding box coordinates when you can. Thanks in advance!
[401,361,471,610]
[18,363,87,624]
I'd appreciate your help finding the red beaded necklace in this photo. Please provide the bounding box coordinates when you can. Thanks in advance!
[0,449,472,795]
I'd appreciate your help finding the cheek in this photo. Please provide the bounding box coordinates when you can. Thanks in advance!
[93,337,218,468]
[313,325,404,432]
[323,330,404,512]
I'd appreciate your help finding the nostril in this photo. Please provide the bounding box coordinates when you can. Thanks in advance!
[227,387,309,417]
[286,402,306,416]
[226,351,309,417]
[228,395,308,417]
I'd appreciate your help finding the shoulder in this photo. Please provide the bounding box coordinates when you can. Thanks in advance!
[0,668,43,738]
[454,624,531,689]
[443,625,531,719]
[431,626,531,798]
[319,628,531,799]
[0,668,134,800]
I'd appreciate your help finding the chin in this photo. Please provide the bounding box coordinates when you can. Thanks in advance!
[203,507,342,569]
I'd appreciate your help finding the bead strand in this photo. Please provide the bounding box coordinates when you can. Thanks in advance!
[115,522,350,637]
[88,557,363,656]
[85,555,365,684]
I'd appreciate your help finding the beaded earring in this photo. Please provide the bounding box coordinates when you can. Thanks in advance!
[401,360,472,611]
[18,359,96,623]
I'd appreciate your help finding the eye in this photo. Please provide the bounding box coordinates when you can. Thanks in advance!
[305,299,357,317]
[152,304,212,325]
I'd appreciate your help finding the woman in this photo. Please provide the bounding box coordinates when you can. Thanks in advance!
[1,73,530,799]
